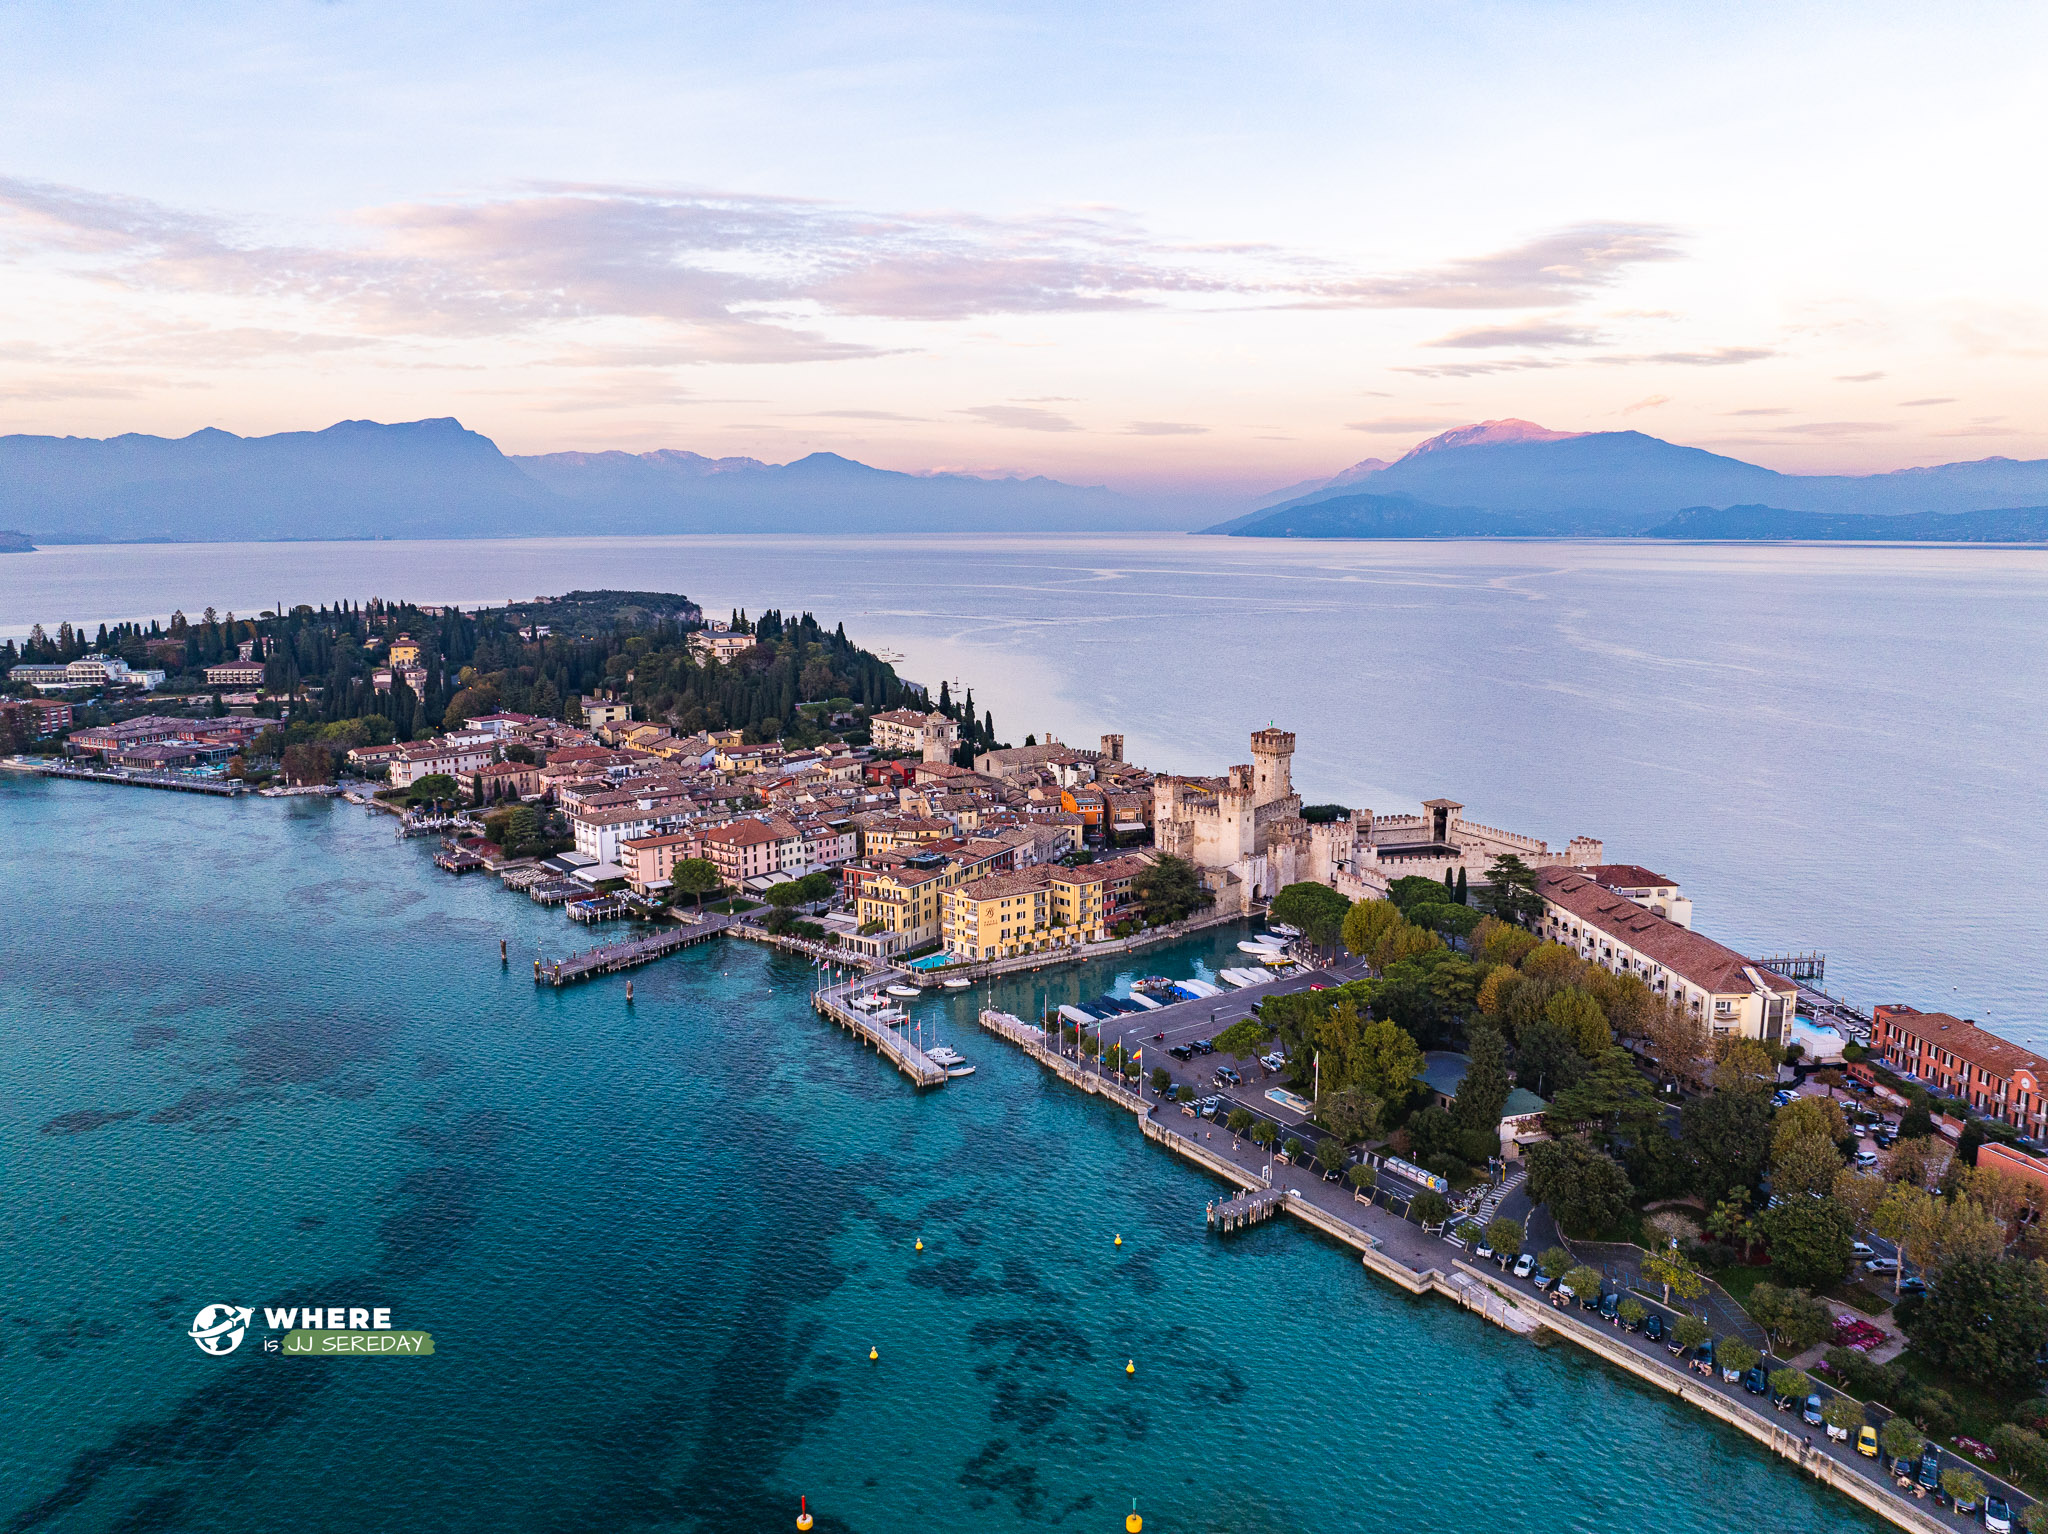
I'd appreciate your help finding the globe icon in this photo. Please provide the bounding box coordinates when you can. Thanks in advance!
[189,1305,253,1355]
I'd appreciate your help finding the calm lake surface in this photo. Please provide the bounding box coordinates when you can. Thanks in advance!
[0,778,1891,1532]
[4,532,2043,1040]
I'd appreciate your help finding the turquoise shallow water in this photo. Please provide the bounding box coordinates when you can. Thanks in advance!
[0,776,1885,1533]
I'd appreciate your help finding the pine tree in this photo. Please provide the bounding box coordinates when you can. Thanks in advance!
[1453,1024,1512,1139]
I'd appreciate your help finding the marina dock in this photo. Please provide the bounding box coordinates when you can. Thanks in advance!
[537,913,733,986]
[815,977,949,1088]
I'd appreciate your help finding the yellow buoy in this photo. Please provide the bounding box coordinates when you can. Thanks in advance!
[915,1238,924,1252]
[869,1346,878,1361]
[1126,1359,1135,1375]
[797,1497,814,1532]
[1127,1498,1143,1531]
[1114,1234,1123,1247]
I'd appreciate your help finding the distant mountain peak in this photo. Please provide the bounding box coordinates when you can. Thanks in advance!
[1399,419,1586,459]
[1325,457,1391,486]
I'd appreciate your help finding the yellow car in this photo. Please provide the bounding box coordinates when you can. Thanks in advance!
[1856,1425,1880,1458]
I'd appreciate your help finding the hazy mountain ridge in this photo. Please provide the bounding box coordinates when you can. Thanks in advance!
[0,419,1168,542]
[1220,419,2048,537]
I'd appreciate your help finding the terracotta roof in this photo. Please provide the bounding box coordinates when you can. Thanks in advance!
[955,867,1053,903]
[1580,863,1680,890]
[1537,869,1793,997]
[1876,1006,2046,1083]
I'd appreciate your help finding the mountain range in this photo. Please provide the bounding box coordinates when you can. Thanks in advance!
[4,415,2047,544]
[1208,419,2048,539]
[0,418,1170,543]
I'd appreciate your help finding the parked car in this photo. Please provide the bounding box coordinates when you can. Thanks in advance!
[1854,1150,1880,1168]
[1579,1286,1603,1313]
[1772,1386,1798,1411]
[1850,1241,1875,1257]
[1692,1342,1715,1372]
[1555,1283,1576,1305]
[1513,1253,1535,1280]
[1984,1494,2014,1533]
[1643,1314,1665,1344]
[1917,1449,1941,1491]
[1168,1044,1193,1061]
[1856,1423,1879,1457]
[1802,1394,1824,1427]
[1863,1256,1900,1274]
[1744,1366,1768,1395]
[1599,1292,1620,1321]
[1213,1067,1241,1087]
[1475,1239,1495,1260]
[1624,1306,1646,1334]
[1532,1269,1553,1291]
[1898,1275,1929,1296]
[1190,1039,1214,1055]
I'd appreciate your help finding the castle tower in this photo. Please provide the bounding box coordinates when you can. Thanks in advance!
[1249,727,1294,807]
[1099,733,1124,763]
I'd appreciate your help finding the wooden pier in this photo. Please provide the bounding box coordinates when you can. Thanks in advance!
[815,980,949,1088]
[1207,1187,1285,1233]
[34,763,247,796]
[567,894,634,924]
[537,913,732,986]
[434,846,487,874]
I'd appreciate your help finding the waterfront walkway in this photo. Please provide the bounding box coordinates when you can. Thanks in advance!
[538,913,733,986]
[975,985,2024,1534]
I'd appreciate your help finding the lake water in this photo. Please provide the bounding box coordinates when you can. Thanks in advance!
[0,777,1890,1532]
[4,532,2043,1043]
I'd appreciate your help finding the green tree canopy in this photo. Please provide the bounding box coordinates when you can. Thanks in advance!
[1901,1255,2048,1387]
[1538,1246,1572,1280]
[1769,1366,1813,1401]
[1525,1135,1633,1237]
[1452,1024,1512,1139]
[1271,881,1350,949]
[1485,1216,1524,1258]
[1673,1314,1712,1350]
[1747,1283,1830,1352]
[1133,854,1211,925]
[1342,898,1404,958]
[668,857,722,910]
[1717,1337,1760,1376]
[1355,1015,1425,1112]
[1514,1013,1586,1100]
[1212,1017,1273,1059]
[1681,1088,1775,1201]
[1476,853,1543,925]
[1758,1195,1854,1289]
[1411,1189,1449,1227]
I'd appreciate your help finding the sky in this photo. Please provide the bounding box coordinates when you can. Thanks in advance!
[1,0,2044,492]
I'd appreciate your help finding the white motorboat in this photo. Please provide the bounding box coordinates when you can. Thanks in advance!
[942,977,972,989]
[945,1064,976,1078]
[1238,940,1285,956]
[927,1046,966,1067]
[1178,977,1222,999]
[1267,923,1301,938]
[1121,991,1162,1010]
[887,984,921,998]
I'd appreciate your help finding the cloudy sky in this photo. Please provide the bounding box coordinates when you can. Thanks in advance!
[2,0,2043,490]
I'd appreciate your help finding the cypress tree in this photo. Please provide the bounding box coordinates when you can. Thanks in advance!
[1444,868,1456,899]
[1455,867,1468,905]
[1452,1024,1511,1138]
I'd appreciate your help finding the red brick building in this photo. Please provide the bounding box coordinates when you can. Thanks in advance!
[1871,1004,2046,1138]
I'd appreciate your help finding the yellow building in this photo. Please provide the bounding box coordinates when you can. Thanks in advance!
[855,864,952,951]
[943,864,1109,961]
[388,634,422,665]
